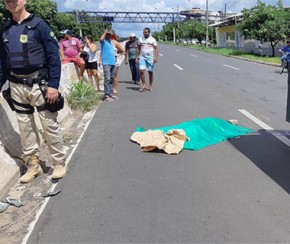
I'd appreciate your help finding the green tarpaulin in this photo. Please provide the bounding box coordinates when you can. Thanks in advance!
[136,117,254,151]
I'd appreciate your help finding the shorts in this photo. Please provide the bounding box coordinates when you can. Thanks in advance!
[63,56,85,66]
[86,61,98,70]
[139,57,154,72]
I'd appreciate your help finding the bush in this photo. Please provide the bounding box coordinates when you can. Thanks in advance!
[67,81,100,112]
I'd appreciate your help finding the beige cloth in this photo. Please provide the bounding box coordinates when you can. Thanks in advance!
[10,82,66,166]
[130,129,188,154]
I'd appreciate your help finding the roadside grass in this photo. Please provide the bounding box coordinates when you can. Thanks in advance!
[67,80,100,112]
[163,41,281,65]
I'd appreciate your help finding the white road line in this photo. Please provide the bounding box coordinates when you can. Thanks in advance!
[239,109,290,147]
[239,109,273,130]
[21,109,98,244]
[224,64,240,70]
[191,54,198,57]
[174,64,183,70]
[159,53,163,57]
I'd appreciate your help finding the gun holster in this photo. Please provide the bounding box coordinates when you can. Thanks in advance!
[2,88,15,111]
[45,93,64,113]
[38,79,64,113]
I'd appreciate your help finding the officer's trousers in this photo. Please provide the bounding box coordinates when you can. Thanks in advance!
[10,82,66,166]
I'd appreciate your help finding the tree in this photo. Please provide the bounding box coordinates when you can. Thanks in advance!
[0,0,106,40]
[0,1,12,25]
[26,0,57,25]
[238,0,289,56]
[75,11,108,40]
[53,12,78,38]
[179,20,206,43]
[160,23,175,42]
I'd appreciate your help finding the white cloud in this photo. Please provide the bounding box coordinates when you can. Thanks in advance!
[57,0,290,37]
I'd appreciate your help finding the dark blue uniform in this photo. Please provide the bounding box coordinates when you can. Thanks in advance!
[0,14,61,89]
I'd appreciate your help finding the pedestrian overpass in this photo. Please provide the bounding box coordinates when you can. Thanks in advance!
[67,11,185,24]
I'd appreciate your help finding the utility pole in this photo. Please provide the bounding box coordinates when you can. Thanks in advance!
[177,5,179,28]
[76,9,82,38]
[206,0,209,48]
[174,5,179,43]
[173,25,176,43]
[172,7,176,43]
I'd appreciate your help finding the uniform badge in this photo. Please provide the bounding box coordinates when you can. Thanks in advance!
[20,34,28,43]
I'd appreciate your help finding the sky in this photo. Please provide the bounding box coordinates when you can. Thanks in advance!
[55,0,290,37]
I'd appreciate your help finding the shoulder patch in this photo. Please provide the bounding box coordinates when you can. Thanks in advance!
[49,31,55,38]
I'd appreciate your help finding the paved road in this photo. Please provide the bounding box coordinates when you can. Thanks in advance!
[28,44,290,243]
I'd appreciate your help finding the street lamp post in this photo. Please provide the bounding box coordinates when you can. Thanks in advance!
[76,8,83,38]
[177,5,179,28]
[154,7,161,41]
[205,0,209,48]
[172,5,179,43]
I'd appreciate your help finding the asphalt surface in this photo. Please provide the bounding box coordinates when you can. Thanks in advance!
[28,44,290,243]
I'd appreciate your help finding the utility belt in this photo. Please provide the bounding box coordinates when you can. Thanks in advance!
[8,70,45,87]
[2,70,64,114]
[7,75,41,87]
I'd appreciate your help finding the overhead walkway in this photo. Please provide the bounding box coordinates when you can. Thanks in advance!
[68,11,185,23]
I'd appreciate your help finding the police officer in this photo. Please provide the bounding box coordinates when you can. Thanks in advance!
[0,0,67,183]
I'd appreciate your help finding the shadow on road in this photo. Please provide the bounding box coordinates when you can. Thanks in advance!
[118,80,136,84]
[229,129,290,194]
[126,86,141,92]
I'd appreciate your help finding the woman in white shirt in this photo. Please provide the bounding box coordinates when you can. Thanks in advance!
[83,35,100,91]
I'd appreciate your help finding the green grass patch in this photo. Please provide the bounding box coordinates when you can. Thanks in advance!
[67,81,100,112]
[190,45,280,64]
[161,41,281,65]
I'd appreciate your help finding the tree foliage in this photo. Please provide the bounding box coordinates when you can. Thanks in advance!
[178,20,207,43]
[158,19,214,44]
[159,23,175,41]
[238,0,290,56]
[26,0,57,24]
[0,0,108,40]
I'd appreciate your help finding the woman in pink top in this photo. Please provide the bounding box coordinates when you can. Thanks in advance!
[59,29,85,80]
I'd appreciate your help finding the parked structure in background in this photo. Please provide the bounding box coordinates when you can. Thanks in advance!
[210,13,282,57]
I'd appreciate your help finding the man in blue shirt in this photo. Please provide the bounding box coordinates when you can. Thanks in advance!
[279,40,290,69]
[100,29,124,101]
[280,40,290,53]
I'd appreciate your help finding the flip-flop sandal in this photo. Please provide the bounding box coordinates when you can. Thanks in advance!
[5,197,24,207]
[0,202,9,213]
[42,190,62,198]
[139,87,146,92]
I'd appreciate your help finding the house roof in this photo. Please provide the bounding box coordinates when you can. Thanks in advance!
[209,13,243,27]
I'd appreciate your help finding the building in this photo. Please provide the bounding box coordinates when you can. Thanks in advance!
[209,13,282,56]
[179,8,222,23]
